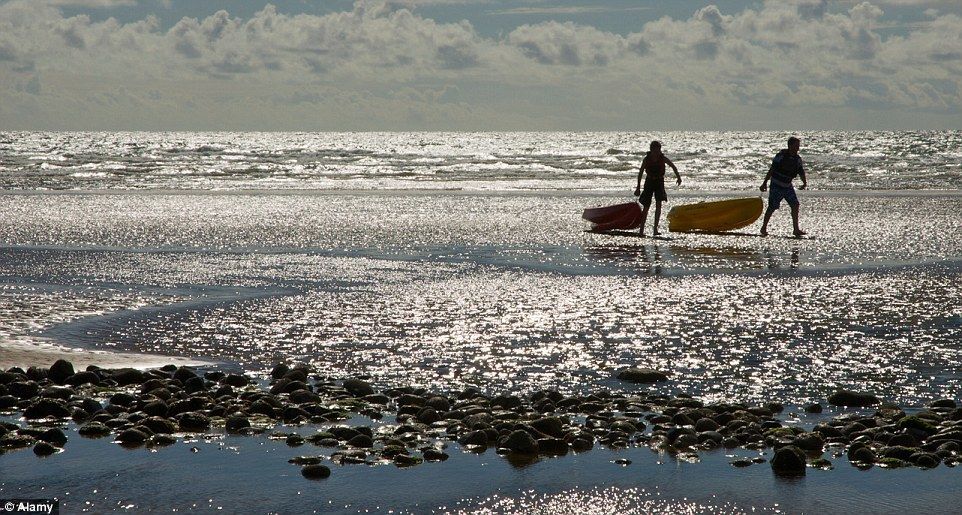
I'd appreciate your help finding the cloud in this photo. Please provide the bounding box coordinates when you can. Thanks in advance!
[489,6,651,16]
[1,0,961,129]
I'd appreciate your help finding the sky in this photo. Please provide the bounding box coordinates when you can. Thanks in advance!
[1,0,961,130]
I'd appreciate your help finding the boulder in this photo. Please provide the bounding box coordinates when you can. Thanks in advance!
[24,399,71,419]
[530,417,565,438]
[301,464,331,480]
[48,360,75,385]
[828,390,880,407]
[33,441,58,456]
[770,445,806,476]
[38,428,68,446]
[500,430,539,454]
[78,422,111,438]
[8,381,40,399]
[65,371,100,386]
[110,368,146,386]
[616,368,669,383]
[178,411,211,432]
[225,415,251,433]
[116,428,148,445]
[343,378,375,397]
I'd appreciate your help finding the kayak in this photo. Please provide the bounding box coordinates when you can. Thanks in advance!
[667,197,763,233]
[582,202,642,231]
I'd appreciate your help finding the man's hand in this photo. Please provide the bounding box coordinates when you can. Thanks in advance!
[633,187,641,196]
[799,183,807,190]
[676,177,682,186]
[759,183,768,192]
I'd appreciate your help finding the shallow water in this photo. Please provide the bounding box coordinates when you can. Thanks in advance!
[1,191,960,408]
[2,131,961,191]
[2,131,961,512]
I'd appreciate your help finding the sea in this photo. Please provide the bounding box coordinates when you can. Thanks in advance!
[1,131,961,513]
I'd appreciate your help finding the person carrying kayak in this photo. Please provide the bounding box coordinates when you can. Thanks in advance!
[634,140,681,236]
[759,136,807,237]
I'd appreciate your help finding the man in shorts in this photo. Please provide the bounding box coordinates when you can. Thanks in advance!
[760,136,807,237]
[634,140,681,236]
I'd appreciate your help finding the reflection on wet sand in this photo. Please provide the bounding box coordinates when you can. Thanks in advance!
[582,241,801,273]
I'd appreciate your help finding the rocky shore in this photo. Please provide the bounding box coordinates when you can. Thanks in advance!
[1,360,960,480]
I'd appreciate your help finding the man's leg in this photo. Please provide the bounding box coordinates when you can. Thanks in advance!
[760,206,775,236]
[790,203,805,236]
[639,204,649,235]
[653,200,663,235]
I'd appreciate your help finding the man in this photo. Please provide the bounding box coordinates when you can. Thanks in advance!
[634,140,681,236]
[760,136,807,237]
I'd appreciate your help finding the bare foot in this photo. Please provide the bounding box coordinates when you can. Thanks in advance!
[653,230,661,236]
[793,229,807,237]
[760,227,768,237]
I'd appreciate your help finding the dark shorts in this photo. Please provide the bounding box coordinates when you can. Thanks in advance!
[767,183,799,209]
[640,178,667,207]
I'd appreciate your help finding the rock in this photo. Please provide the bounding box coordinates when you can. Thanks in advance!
[38,428,68,446]
[183,376,207,394]
[537,437,569,456]
[617,368,668,383]
[529,417,565,438]
[65,371,100,386]
[0,395,18,409]
[150,434,177,446]
[425,396,451,412]
[848,446,876,464]
[49,360,75,385]
[173,367,198,383]
[343,378,375,397]
[897,415,938,435]
[881,445,917,461]
[911,452,940,468]
[142,399,169,417]
[110,368,146,386]
[33,441,58,456]
[301,464,331,479]
[804,403,823,413]
[347,434,374,448]
[178,411,211,432]
[1,433,34,449]
[828,390,880,407]
[289,389,320,404]
[393,454,423,467]
[930,399,957,409]
[78,422,111,438]
[417,407,440,424]
[770,445,806,475]
[694,418,720,432]
[8,381,40,399]
[221,374,250,387]
[24,398,71,419]
[731,458,753,467]
[286,434,305,446]
[793,432,825,452]
[422,448,449,462]
[458,430,488,446]
[109,392,138,407]
[270,363,290,379]
[501,430,539,454]
[116,428,148,445]
[614,458,632,465]
[40,386,74,400]
[225,415,251,433]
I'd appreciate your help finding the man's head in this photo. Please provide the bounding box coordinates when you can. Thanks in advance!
[788,136,801,154]
[650,140,662,152]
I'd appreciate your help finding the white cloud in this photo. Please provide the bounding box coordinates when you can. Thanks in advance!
[0,0,961,129]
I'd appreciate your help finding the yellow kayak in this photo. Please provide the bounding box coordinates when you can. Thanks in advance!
[667,197,763,233]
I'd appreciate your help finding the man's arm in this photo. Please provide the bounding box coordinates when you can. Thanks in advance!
[799,161,807,190]
[665,157,681,185]
[760,156,777,191]
[634,158,646,195]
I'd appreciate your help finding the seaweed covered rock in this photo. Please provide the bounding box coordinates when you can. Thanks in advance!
[617,368,668,383]
[770,445,806,475]
[828,390,880,407]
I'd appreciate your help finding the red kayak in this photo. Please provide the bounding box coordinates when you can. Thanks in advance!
[582,202,642,231]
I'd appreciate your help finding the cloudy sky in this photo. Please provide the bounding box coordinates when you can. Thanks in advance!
[1,0,961,130]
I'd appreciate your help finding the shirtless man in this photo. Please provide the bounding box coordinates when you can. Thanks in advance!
[760,136,807,237]
[634,140,681,236]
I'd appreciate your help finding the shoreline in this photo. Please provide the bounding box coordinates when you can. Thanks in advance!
[0,339,211,371]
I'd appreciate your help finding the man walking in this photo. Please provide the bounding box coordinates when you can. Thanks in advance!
[760,136,807,237]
